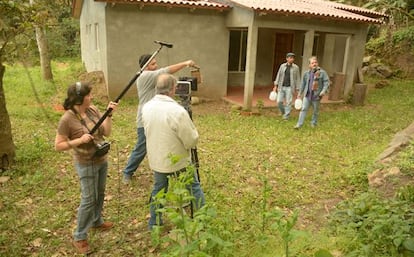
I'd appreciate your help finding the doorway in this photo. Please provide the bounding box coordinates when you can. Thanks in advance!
[272,32,294,81]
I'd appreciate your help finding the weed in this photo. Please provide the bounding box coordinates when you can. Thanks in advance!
[329,191,414,257]
[256,99,264,112]
[150,165,232,257]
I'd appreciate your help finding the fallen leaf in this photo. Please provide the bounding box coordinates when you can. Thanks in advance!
[32,238,42,247]
[0,176,10,183]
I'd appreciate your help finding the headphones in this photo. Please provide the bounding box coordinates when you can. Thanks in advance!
[75,81,82,95]
[75,82,83,104]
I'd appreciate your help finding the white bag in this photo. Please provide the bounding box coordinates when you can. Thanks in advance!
[268,91,277,101]
[294,98,303,110]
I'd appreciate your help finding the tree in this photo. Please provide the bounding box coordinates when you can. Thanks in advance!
[0,1,33,170]
[31,0,53,81]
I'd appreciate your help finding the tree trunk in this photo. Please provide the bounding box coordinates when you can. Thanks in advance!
[0,63,16,171]
[353,83,367,106]
[35,25,54,81]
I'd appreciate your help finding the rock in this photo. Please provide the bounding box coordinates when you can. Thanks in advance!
[375,80,390,89]
[376,65,393,78]
[0,176,10,184]
[377,122,414,161]
[191,96,200,105]
[386,166,401,177]
[368,169,384,187]
[368,167,401,187]
[363,56,375,66]
[362,63,394,79]
[362,66,384,78]
[370,63,381,69]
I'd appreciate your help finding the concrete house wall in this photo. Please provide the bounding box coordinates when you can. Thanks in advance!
[79,1,108,85]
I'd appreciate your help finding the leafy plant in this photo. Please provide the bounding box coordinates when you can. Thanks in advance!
[396,185,414,203]
[395,143,414,175]
[330,191,414,257]
[151,165,232,257]
[260,177,310,257]
[256,99,264,112]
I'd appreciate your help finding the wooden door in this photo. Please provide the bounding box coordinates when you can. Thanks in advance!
[272,33,294,81]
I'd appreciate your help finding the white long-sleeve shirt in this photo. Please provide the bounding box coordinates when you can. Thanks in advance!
[142,94,199,173]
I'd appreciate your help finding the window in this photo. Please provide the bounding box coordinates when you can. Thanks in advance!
[86,24,92,35]
[228,29,247,72]
[94,23,99,51]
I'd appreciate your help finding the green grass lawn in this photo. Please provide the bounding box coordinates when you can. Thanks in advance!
[1,61,413,256]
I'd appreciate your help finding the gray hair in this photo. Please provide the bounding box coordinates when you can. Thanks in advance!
[308,56,318,64]
[156,73,177,95]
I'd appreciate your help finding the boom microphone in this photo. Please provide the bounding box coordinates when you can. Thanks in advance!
[154,40,173,48]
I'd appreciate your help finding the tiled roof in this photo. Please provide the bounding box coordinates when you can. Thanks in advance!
[93,0,386,24]
[300,0,387,18]
[230,0,385,24]
[94,0,230,10]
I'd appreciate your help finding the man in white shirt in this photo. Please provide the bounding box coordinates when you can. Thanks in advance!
[142,73,205,230]
[122,55,196,184]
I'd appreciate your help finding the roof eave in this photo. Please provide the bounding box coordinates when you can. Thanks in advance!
[94,0,231,12]
[255,10,384,25]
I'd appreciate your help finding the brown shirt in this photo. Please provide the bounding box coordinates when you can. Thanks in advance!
[57,105,106,164]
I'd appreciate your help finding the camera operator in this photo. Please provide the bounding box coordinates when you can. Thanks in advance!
[142,73,205,230]
[54,82,118,254]
[122,54,196,184]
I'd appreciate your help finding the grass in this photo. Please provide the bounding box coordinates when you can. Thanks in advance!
[0,60,414,256]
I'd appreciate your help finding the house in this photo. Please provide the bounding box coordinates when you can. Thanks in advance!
[72,0,386,109]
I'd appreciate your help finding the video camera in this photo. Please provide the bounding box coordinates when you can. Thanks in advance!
[176,77,197,97]
[176,77,198,118]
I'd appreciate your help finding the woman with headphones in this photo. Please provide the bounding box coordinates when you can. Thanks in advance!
[54,81,118,254]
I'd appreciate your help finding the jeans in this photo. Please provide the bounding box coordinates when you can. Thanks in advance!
[296,96,320,127]
[277,86,293,118]
[149,169,205,229]
[123,127,146,177]
[73,161,108,241]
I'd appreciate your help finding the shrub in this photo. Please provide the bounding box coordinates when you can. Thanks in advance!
[329,191,414,257]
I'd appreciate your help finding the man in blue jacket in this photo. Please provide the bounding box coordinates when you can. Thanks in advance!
[294,56,330,129]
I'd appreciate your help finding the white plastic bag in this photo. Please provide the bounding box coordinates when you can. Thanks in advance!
[294,98,303,110]
[269,91,277,101]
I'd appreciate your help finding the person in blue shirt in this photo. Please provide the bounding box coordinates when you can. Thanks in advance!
[294,56,330,129]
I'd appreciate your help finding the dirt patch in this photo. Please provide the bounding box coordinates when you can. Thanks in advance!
[191,98,233,116]
[78,71,109,105]
[368,166,414,198]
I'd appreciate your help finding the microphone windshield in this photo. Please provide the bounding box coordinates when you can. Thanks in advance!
[154,40,173,48]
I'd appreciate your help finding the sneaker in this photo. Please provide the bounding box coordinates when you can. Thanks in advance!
[92,221,113,231]
[73,239,91,254]
[122,174,132,184]
[294,125,301,129]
